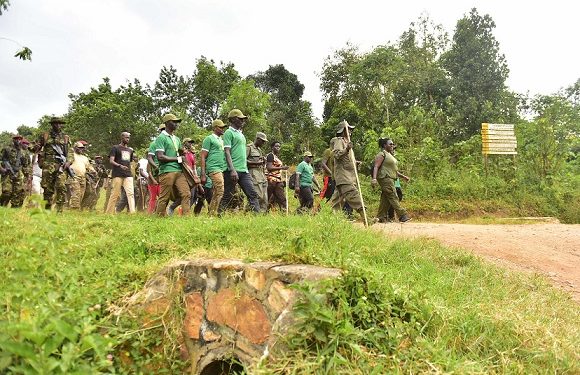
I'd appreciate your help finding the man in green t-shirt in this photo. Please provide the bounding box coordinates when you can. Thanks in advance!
[294,151,320,214]
[200,119,227,216]
[219,109,260,213]
[154,113,191,216]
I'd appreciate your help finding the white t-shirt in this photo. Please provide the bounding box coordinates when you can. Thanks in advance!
[138,158,149,179]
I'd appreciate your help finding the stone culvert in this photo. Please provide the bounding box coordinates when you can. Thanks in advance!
[127,259,341,374]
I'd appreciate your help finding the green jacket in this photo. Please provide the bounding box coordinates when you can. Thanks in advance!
[330,137,356,185]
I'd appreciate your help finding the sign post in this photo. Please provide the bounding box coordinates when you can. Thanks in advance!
[481,122,517,182]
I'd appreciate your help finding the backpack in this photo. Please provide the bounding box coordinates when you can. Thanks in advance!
[287,172,298,190]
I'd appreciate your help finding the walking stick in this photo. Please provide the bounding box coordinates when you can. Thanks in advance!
[284,170,289,215]
[344,126,369,227]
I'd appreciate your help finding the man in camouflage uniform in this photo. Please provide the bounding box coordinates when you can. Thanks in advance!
[37,116,73,212]
[329,120,365,218]
[0,134,29,207]
[246,132,268,212]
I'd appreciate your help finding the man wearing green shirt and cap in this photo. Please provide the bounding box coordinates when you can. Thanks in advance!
[294,151,320,214]
[154,113,191,216]
[219,109,260,213]
[201,119,228,216]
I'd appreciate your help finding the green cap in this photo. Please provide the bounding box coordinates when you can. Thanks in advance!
[256,132,268,142]
[183,138,193,143]
[228,109,247,119]
[335,119,354,134]
[212,119,226,128]
[49,116,66,124]
[303,151,313,157]
[162,113,182,123]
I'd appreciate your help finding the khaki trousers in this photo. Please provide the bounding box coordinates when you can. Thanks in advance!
[377,177,406,220]
[208,172,224,216]
[106,177,135,213]
[156,172,191,216]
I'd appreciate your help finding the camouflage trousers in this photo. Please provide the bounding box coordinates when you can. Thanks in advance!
[41,163,68,211]
[0,171,25,208]
[68,175,86,210]
[81,181,99,211]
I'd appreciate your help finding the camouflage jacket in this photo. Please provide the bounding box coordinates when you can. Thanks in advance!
[1,145,28,176]
[38,130,72,167]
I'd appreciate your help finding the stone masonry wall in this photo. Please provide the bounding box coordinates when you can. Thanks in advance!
[128,259,341,374]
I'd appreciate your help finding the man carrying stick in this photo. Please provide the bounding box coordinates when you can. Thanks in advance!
[329,120,368,225]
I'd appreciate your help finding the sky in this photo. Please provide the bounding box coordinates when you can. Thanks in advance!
[1,0,578,133]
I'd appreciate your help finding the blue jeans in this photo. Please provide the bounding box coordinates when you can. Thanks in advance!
[219,171,260,213]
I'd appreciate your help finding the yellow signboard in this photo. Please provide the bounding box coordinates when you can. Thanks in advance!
[481,123,517,155]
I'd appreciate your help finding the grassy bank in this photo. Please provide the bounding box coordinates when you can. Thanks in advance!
[0,207,578,373]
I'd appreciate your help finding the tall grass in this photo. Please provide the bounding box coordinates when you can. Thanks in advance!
[0,207,578,373]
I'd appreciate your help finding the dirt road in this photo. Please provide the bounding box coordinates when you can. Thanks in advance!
[372,222,580,302]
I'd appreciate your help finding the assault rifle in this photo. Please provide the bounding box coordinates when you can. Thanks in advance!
[51,144,75,178]
[1,160,17,177]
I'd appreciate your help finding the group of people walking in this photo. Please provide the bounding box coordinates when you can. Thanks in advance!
[1,110,411,223]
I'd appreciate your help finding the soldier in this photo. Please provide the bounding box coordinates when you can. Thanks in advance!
[89,155,109,211]
[36,116,72,212]
[246,132,268,212]
[329,120,365,219]
[69,141,95,210]
[0,134,29,207]
[19,138,33,199]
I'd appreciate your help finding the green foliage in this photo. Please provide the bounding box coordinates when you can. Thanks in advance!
[220,79,271,138]
[66,78,156,158]
[14,47,32,61]
[442,8,517,140]
[191,57,240,127]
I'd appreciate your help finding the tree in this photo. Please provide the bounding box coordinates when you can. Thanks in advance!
[442,8,517,140]
[519,89,580,180]
[220,79,270,140]
[66,78,156,157]
[191,57,240,127]
[250,64,316,152]
[149,66,195,118]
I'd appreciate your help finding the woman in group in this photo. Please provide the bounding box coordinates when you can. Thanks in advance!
[371,138,411,223]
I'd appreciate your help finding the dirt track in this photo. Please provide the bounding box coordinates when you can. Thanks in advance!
[372,222,580,302]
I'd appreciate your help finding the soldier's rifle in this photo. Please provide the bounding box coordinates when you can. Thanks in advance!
[51,144,75,178]
[1,160,18,178]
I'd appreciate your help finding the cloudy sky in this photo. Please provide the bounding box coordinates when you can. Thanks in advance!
[1,0,578,133]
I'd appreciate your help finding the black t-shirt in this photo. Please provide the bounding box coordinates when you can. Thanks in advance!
[110,144,133,178]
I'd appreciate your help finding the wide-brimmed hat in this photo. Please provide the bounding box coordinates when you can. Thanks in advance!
[158,123,166,131]
[303,151,313,157]
[74,141,85,148]
[183,137,193,143]
[256,132,268,142]
[335,119,354,134]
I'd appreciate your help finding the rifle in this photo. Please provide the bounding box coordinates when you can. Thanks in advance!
[2,160,17,178]
[51,144,75,178]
